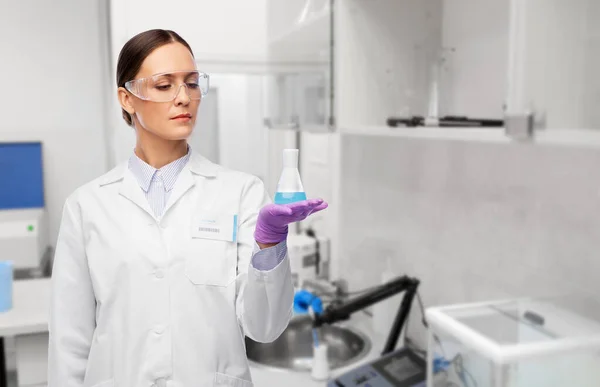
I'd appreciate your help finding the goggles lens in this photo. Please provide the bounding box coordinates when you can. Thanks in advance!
[125,71,209,102]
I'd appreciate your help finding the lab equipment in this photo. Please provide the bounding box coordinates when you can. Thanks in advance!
[293,289,329,380]
[125,70,210,102]
[312,343,330,381]
[254,199,328,244]
[304,227,331,279]
[426,297,600,387]
[245,314,371,371]
[293,289,323,315]
[327,347,427,387]
[314,275,419,356]
[322,275,427,386]
[0,261,13,312]
[274,149,307,205]
[288,233,319,288]
[0,142,49,270]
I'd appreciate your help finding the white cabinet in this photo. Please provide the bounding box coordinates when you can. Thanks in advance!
[266,0,331,64]
[263,0,332,132]
[334,0,445,129]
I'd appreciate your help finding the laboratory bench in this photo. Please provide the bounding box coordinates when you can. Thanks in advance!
[0,278,50,387]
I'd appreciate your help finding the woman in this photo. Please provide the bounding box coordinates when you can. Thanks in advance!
[48,29,327,387]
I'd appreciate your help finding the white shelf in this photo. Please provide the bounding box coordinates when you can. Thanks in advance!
[339,126,510,144]
[338,126,600,149]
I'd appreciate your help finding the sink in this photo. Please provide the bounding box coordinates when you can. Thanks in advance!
[245,315,371,372]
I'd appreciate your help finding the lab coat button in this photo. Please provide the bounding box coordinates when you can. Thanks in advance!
[154,325,165,334]
[155,270,164,279]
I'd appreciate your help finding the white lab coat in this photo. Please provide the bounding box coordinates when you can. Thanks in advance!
[48,152,294,387]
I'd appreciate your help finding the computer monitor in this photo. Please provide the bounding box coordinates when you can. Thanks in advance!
[0,142,45,210]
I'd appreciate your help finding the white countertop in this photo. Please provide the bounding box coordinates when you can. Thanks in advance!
[0,278,50,337]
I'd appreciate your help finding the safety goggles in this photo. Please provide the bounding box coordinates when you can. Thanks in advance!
[124,70,209,102]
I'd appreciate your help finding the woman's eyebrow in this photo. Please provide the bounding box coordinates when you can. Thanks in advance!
[153,71,198,78]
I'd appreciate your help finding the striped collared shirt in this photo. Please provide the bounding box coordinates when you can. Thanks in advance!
[128,149,191,218]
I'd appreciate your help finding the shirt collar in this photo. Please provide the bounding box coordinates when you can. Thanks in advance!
[128,146,191,193]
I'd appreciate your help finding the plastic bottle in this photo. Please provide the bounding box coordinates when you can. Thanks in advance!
[0,261,13,313]
[274,149,307,205]
[311,342,330,381]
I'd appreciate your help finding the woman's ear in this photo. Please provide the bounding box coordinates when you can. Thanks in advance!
[118,87,135,116]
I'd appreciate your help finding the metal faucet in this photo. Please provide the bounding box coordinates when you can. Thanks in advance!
[301,278,347,300]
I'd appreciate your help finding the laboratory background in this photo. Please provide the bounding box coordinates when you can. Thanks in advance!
[2,0,600,386]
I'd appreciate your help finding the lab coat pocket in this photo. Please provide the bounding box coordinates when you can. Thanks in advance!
[185,238,237,286]
[214,372,254,387]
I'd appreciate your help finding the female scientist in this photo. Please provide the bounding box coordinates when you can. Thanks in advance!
[48,29,327,387]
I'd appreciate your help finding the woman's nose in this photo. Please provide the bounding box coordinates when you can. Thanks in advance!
[174,84,191,105]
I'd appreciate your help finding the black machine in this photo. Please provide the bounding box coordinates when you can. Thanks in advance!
[312,275,428,387]
[327,347,426,387]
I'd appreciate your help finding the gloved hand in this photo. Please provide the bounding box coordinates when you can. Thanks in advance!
[293,290,323,315]
[254,198,328,244]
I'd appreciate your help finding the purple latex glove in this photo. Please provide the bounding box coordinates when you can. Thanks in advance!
[254,198,329,244]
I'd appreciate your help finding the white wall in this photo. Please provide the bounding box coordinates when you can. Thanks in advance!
[190,88,220,164]
[0,0,110,244]
[110,0,268,65]
[210,74,269,182]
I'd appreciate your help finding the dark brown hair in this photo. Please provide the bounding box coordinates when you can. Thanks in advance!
[116,29,194,126]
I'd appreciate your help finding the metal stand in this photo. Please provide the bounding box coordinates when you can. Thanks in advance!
[313,275,421,355]
[382,278,420,355]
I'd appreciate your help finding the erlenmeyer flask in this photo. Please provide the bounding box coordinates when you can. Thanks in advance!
[274,149,307,205]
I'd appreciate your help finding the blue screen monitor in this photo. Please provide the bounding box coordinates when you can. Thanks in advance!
[0,142,45,210]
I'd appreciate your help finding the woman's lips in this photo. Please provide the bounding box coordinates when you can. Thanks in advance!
[171,114,191,121]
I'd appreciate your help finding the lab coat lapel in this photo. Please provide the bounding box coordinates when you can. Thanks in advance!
[118,168,155,219]
[163,152,220,215]
[163,166,195,215]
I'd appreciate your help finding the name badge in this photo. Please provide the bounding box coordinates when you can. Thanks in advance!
[192,213,238,242]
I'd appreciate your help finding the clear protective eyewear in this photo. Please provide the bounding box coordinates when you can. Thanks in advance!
[124,70,209,102]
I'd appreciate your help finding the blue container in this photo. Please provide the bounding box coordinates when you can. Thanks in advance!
[274,191,307,205]
[0,261,13,313]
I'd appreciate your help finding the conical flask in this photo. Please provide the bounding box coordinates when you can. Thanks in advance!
[274,149,307,205]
